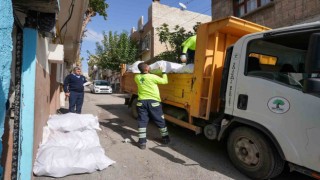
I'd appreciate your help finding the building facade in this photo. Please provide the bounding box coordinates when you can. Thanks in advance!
[131,1,212,61]
[212,0,320,28]
[0,0,88,179]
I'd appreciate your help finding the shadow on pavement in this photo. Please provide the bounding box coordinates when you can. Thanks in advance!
[99,118,139,148]
[96,103,314,180]
[96,104,248,180]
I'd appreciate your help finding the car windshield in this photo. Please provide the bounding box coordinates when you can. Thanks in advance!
[95,81,110,86]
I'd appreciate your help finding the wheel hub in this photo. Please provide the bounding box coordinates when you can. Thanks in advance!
[235,138,259,166]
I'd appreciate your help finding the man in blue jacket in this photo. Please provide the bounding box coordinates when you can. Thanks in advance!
[63,67,87,114]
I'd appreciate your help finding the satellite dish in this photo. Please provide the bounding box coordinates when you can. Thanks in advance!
[179,2,187,10]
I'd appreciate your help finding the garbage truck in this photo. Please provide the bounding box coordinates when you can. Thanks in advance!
[121,16,320,179]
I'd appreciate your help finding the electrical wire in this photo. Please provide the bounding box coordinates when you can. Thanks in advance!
[85,30,104,41]
[60,0,75,43]
[178,7,211,27]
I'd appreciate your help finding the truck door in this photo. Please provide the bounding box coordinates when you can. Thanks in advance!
[232,31,320,173]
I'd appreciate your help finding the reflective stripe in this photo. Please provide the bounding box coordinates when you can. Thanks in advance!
[139,133,147,138]
[159,127,168,136]
[161,115,164,119]
[138,128,146,132]
[151,102,160,107]
[159,127,167,132]
[161,132,169,136]
[137,102,143,106]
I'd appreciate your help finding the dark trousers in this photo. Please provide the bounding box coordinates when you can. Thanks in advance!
[137,100,168,143]
[180,46,195,64]
[69,91,84,114]
[186,50,195,64]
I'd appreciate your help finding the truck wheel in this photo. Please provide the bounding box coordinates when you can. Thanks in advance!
[204,124,218,140]
[227,127,284,179]
[130,98,138,119]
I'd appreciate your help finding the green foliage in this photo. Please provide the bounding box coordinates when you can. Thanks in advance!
[155,22,201,61]
[91,31,139,71]
[152,51,177,63]
[89,0,109,20]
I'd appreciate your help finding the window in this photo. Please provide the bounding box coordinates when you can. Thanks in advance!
[233,0,273,17]
[245,30,320,90]
[249,53,277,65]
[141,32,151,51]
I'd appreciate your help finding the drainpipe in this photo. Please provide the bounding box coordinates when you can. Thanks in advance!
[17,13,38,180]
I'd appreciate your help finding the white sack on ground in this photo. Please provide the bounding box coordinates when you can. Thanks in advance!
[48,113,101,132]
[41,129,101,148]
[33,145,115,177]
[33,129,115,177]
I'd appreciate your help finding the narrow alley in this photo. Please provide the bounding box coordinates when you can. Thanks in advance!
[34,88,312,180]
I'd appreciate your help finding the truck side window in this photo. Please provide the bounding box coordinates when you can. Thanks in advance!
[247,57,261,72]
[246,38,306,90]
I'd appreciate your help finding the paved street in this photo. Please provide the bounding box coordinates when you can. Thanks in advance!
[34,88,313,180]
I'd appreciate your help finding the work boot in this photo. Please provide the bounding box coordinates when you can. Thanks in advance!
[139,143,146,150]
[162,135,170,144]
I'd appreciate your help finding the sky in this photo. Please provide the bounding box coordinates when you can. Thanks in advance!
[80,0,212,73]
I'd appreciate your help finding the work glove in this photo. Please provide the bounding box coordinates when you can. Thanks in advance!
[160,65,166,74]
[180,54,187,63]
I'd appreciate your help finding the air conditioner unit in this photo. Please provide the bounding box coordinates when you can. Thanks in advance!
[48,43,64,64]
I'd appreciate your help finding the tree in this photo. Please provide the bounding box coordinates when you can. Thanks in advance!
[82,0,109,35]
[92,31,139,71]
[154,22,201,62]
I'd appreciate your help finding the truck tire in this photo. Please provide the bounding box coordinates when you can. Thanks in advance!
[227,127,285,179]
[130,98,138,119]
[204,124,218,140]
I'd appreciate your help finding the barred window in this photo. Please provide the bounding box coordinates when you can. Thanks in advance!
[233,0,273,17]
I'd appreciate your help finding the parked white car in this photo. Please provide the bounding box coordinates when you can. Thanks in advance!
[90,80,112,94]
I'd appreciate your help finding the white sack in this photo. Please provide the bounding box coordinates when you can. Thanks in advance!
[127,60,194,74]
[48,113,101,132]
[33,129,115,177]
[175,63,194,73]
[149,60,184,73]
[127,61,143,73]
[41,129,101,148]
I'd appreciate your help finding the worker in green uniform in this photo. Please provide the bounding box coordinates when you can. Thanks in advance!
[180,35,196,64]
[134,62,170,149]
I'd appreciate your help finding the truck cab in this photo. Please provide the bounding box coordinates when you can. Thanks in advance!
[121,16,320,179]
[221,22,320,179]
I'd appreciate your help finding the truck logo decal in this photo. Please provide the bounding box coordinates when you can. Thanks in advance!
[267,97,290,114]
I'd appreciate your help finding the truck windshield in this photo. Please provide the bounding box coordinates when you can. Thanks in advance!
[246,29,320,91]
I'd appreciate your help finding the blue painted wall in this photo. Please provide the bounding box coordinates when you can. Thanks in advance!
[0,0,13,178]
[19,28,37,180]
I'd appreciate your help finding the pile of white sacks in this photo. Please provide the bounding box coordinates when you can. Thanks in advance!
[127,60,194,74]
[33,113,115,178]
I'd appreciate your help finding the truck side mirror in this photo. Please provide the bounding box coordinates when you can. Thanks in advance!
[305,33,320,73]
[303,33,320,93]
